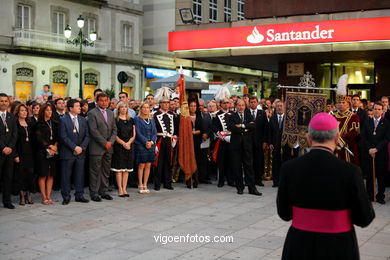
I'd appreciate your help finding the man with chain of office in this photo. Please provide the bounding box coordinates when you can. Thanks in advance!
[333,75,360,165]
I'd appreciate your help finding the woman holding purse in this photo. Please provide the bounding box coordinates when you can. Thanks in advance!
[35,104,58,205]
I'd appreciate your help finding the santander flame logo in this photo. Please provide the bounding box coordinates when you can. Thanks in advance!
[247,26,264,44]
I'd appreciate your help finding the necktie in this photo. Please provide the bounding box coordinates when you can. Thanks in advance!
[252,110,256,120]
[73,117,79,132]
[278,115,282,129]
[374,119,379,128]
[1,113,7,128]
[102,109,107,122]
[240,113,244,123]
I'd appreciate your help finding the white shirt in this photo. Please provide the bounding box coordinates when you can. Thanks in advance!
[250,109,257,119]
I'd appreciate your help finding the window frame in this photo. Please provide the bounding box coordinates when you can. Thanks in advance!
[193,0,202,23]
[209,0,218,23]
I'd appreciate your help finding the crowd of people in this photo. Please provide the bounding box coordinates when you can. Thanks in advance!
[0,83,389,209]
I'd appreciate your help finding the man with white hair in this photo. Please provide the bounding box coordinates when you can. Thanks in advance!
[277,112,375,259]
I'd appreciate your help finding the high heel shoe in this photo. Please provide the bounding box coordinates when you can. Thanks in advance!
[143,185,150,194]
[19,191,25,206]
[138,185,144,194]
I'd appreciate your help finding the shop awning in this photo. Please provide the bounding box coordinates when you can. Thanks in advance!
[151,74,209,90]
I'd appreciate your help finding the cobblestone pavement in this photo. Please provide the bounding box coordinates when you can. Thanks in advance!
[0,181,389,260]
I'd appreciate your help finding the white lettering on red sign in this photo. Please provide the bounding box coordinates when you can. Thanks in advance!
[247,25,335,44]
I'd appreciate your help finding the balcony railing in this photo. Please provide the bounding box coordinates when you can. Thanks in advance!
[13,29,109,55]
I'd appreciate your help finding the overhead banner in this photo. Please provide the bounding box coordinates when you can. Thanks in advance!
[169,17,390,51]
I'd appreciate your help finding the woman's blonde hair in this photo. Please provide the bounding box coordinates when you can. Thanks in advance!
[139,102,151,119]
[116,101,130,120]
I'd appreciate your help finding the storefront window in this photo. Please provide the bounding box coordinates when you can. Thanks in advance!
[332,62,374,85]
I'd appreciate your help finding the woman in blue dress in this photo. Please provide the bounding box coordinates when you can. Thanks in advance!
[134,102,157,194]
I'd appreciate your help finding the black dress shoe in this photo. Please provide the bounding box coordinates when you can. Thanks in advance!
[217,183,224,188]
[101,194,113,200]
[249,189,262,196]
[62,199,70,205]
[237,190,244,195]
[164,186,174,190]
[154,186,160,191]
[377,199,386,205]
[75,197,89,203]
[4,203,15,209]
[91,195,102,202]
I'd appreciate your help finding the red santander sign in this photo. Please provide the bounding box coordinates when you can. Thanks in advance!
[168,17,390,51]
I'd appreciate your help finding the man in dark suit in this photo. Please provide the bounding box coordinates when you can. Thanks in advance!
[227,99,261,196]
[362,102,390,204]
[381,96,390,120]
[198,99,212,184]
[87,93,117,201]
[0,93,17,209]
[277,112,375,259]
[269,101,295,187]
[88,88,103,111]
[350,95,368,127]
[53,98,66,122]
[248,97,268,186]
[59,99,90,205]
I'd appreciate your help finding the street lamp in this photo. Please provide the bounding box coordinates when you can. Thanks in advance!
[64,15,97,98]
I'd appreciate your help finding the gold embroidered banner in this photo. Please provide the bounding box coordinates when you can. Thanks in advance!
[282,91,327,148]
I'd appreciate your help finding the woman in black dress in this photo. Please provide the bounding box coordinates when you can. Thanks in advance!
[13,104,35,205]
[35,104,58,205]
[111,102,136,197]
[134,102,157,194]
[187,100,203,188]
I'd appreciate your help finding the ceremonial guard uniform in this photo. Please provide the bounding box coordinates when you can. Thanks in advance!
[277,113,375,260]
[334,75,360,165]
[334,110,360,165]
[211,85,234,187]
[153,87,178,190]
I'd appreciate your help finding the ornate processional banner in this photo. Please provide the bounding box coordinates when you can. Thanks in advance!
[282,91,327,149]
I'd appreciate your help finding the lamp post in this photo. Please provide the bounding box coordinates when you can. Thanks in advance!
[64,15,97,99]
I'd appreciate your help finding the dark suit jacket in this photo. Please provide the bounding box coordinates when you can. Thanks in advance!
[88,102,96,111]
[201,112,213,139]
[248,109,268,147]
[59,114,89,160]
[227,110,256,150]
[269,114,284,149]
[0,112,18,153]
[87,107,117,155]
[350,108,367,129]
[362,117,390,159]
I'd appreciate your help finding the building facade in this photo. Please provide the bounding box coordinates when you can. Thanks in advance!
[171,0,390,100]
[143,0,275,97]
[0,0,143,101]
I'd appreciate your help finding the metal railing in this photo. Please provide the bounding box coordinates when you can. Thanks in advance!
[13,29,109,55]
